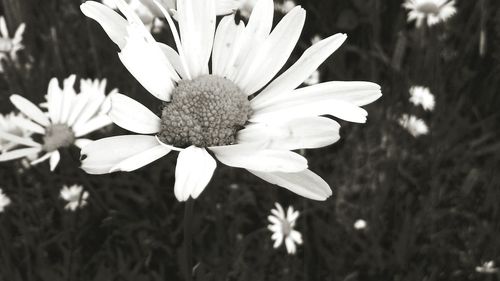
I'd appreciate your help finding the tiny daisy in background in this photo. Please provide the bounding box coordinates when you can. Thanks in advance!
[80,0,381,202]
[268,203,302,254]
[353,219,367,230]
[60,184,89,211]
[0,112,32,152]
[311,34,322,45]
[0,188,11,212]
[0,16,26,71]
[304,70,320,86]
[403,0,456,28]
[409,86,435,111]
[476,261,498,274]
[275,0,296,14]
[0,75,115,170]
[399,114,429,137]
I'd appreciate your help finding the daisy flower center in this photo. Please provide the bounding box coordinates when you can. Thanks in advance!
[158,75,252,148]
[42,124,75,152]
[281,219,293,236]
[416,2,440,15]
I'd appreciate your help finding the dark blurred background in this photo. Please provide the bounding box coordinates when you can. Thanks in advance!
[0,0,499,280]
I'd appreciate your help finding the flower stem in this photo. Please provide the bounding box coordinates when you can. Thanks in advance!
[183,199,194,281]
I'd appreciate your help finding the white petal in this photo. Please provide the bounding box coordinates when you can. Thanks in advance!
[31,152,53,165]
[273,234,283,248]
[251,33,347,108]
[12,116,45,134]
[46,78,63,124]
[10,95,50,127]
[238,117,341,150]
[215,0,240,15]
[212,15,243,76]
[110,144,171,172]
[177,0,216,77]
[50,150,61,171]
[290,230,302,244]
[59,75,78,124]
[81,135,163,174]
[248,169,332,200]
[291,81,382,106]
[0,147,41,162]
[74,138,93,149]
[210,144,307,173]
[118,25,177,101]
[268,215,280,225]
[158,43,189,80]
[73,115,112,138]
[285,237,296,254]
[81,1,128,49]
[235,6,306,95]
[250,87,371,124]
[108,93,161,134]
[174,146,216,201]
[0,131,41,148]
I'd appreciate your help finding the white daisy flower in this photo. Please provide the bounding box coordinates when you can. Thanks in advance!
[0,75,115,171]
[80,0,381,202]
[0,188,11,212]
[353,219,367,230]
[304,70,320,86]
[399,114,428,137]
[274,0,296,14]
[476,261,498,274]
[0,112,33,152]
[268,203,302,254]
[409,86,435,111]
[403,0,456,28]
[60,184,89,211]
[0,16,26,70]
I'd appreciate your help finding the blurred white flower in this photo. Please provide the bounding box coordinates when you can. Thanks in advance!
[0,75,116,171]
[0,188,11,212]
[238,0,259,18]
[353,219,367,230]
[102,0,156,28]
[0,16,26,71]
[476,261,498,274]
[311,35,322,45]
[80,0,381,202]
[399,114,429,137]
[275,0,296,14]
[409,86,435,111]
[268,203,302,254]
[403,0,456,28]
[60,184,89,211]
[137,0,240,19]
[304,70,320,86]
[0,112,32,152]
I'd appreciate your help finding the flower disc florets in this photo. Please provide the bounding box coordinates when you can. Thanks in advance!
[158,75,252,148]
[42,124,75,152]
[417,2,440,14]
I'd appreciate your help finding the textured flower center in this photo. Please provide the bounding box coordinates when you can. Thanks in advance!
[0,38,13,53]
[42,124,75,152]
[158,75,252,148]
[417,2,440,14]
[281,220,292,236]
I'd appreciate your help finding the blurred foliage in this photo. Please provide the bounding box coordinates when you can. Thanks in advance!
[0,0,500,280]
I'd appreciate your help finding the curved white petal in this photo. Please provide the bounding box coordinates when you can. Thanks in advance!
[59,75,78,124]
[177,0,216,77]
[0,131,41,148]
[248,169,332,200]
[10,95,50,127]
[12,116,45,134]
[73,115,112,138]
[81,135,163,174]
[210,144,307,173]
[74,138,93,149]
[49,150,61,171]
[118,25,177,101]
[108,93,161,134]
[250,81,381,123]
[46,78,63,124]
[81,1,128,49]
[238,117,340,150]
[212,15,243,77]
[251,33,347,108]
[0,147,41,162]
[31,152,53,165]
[235,6,306,95]
[110,144,171,172]
[157,43,189,80]
[174,146,216,201]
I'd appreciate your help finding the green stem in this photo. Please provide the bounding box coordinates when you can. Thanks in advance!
[183,199,194,281]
